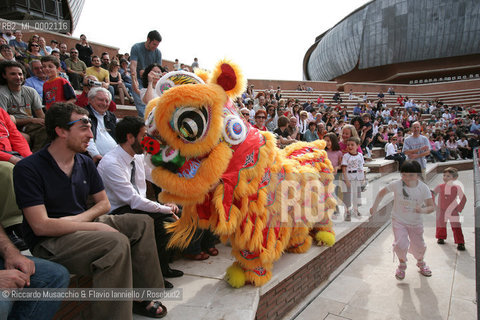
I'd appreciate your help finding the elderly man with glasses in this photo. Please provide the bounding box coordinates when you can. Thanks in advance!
[65,49,87,90]
[84,87,117,164]
[24,60,46,99]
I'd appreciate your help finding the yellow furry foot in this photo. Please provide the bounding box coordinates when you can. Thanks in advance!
[225,264,246,288]
[315,231,336,247]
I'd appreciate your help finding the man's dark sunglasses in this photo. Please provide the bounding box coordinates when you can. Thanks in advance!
[66,118,91,127]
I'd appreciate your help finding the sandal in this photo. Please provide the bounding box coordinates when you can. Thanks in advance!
[416,261,432,277]
[184,252,209,260]
[133,300,167,318]
[207,247,219,256]
[395,262,407,280]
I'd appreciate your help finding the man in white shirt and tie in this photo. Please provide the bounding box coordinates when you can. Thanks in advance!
[85,87,117,164]
[97,116,183,286]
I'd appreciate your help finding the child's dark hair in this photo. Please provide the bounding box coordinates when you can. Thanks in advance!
[400,160,422,199]
[40,55,60,68]
[324,132,340,151]
[347,136,360,145]
[400,160,422,173]
[444,167,458,179]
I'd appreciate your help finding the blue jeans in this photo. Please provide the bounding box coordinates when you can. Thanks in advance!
[0,256,70,320]
[132,79,146,118]
[124,82,133,96]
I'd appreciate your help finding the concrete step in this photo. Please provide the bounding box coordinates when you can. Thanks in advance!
[364,158,398,175]
[114,104,138,118]
[371,147,385,158]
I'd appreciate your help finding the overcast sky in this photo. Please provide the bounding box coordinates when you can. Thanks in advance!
[74,0,371,80]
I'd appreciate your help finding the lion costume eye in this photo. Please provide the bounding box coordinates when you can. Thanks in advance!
[172,106,209,142]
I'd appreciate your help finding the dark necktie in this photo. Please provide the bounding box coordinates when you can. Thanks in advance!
[130,160,139,194]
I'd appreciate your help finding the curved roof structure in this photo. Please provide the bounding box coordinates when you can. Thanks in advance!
[65,0,85,32]
[304,0,480,82]
[0,0,84,33]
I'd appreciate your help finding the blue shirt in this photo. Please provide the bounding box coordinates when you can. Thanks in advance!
[13,146,104,249]
[9,39,27,56]
[470,122,480,133]
[24,76,45,99]
[130,42,162,80]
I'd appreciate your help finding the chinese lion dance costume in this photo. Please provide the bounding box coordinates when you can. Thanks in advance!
[142,60,336,288]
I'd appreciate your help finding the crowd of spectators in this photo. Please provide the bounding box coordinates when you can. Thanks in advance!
[237,86,479,167]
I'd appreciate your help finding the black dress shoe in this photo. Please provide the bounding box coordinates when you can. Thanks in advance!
[164,280,174,289]
[457,243,466,251]
[437,239,445,244]
[162,267,184,278]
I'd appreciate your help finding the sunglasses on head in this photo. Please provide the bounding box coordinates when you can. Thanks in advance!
[66,117,91,127]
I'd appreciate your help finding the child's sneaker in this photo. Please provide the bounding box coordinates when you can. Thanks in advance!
[395,262,407,280]
[437,239,445,244]
[416,260,432,277]
[457,243,465,251]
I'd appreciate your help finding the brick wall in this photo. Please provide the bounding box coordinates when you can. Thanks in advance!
[21,31,119,61]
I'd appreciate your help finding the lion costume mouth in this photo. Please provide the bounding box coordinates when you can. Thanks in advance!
[142,139,206,179]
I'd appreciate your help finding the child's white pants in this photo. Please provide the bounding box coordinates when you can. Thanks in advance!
[392,219,426,262]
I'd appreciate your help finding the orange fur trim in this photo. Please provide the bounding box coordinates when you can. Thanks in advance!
[209,59,246,99]
[166,205,198,249]
[194,69,210,82]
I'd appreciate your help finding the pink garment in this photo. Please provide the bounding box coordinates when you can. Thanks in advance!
[392,219,426,262]
[339,141,363,154]
[326,150,343,171]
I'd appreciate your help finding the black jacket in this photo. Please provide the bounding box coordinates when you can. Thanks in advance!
[85,104,117,141]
